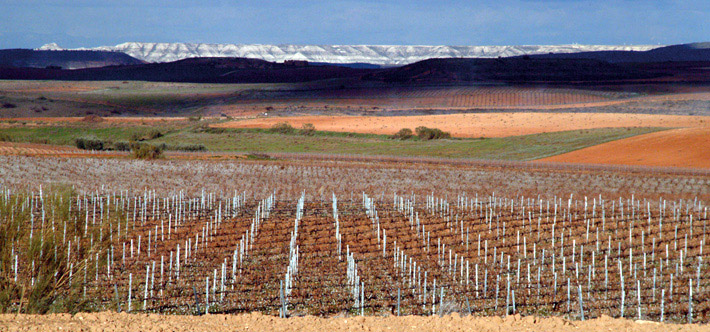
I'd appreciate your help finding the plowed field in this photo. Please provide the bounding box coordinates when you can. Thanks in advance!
[539,126,710,168]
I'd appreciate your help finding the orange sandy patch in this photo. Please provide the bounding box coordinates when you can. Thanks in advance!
[539,126,710,168]
[215,113,708,138]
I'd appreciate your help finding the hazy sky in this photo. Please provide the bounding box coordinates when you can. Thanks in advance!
[1,0,707,48]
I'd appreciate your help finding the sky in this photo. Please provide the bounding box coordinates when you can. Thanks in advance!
[1,0,708,48]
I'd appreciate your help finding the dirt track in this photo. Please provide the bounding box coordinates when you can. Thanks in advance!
[539,126,710,168]
[216,112,708,138]
[1,312,707,332]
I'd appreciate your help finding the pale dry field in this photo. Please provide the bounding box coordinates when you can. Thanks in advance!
[1,312,707,332]
[215,112,708,138]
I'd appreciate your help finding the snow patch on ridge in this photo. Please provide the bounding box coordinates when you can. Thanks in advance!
[37,42,663,66]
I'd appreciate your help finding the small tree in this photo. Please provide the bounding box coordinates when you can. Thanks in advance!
[131,143,163,160]
[113,141,131,151]
[269,122,295,134]
[415,126,451,140]
[392,128,413,140]
[301,123,316,136]
[75,137,104,150]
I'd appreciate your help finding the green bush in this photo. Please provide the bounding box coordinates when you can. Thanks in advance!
[112,141,131,151]
[392,128,413,140]
[0,133,11,142]
[172,144,207,152]
[74,137,105,150]
[190,124,225,134]
[415,126,451,140]
[157,143,207,152]
[300,123,316,136]
[245,152,271,160]
[269,122,295,134]
[131,143,163,159]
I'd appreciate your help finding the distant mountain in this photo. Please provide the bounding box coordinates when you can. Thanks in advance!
[39,42,661,66]
[0,48,145,69]
[364,57,666,84]
[4,42,708,85]
[522,42,710,62]
[0,57,371,83]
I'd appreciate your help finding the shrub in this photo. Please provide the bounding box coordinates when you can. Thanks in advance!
[190,124,224,134]
[415,126,451,140]
[112,141,131,151]
[147,129,163,139]
[392,128,413,140]
[188,116,202,122]
[131,143,163,160]
[245,152,271,160]
[301,123,316,136]
[166,144,207,152]
[0,187,110,313]
[0,133,11,142]
[175,144,207,152]
[74,137,104,150]
[2,103,17,109]
[269,122,295,134]
[205,127,225,134]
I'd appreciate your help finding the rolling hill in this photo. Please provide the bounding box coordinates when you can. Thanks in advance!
[0,49,145,69]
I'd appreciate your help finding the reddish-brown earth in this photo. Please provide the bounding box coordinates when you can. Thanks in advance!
[539,126,710,168]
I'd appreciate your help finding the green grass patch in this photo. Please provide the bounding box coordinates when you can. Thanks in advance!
[152,126,664,160]
[0,125,178,146]
[0,123,665,161]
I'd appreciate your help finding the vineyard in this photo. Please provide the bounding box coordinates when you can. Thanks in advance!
[446,87,633,108]
[251,86,638,110]
[2,182,709,323]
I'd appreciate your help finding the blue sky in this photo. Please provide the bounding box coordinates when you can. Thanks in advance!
[1,0,707,48]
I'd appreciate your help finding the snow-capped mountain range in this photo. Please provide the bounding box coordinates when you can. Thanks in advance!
[37,42,662,66]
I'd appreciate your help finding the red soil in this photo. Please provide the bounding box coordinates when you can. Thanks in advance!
[539,126,710,168]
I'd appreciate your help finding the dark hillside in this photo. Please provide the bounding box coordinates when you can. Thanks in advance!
[0,57,373,83]
[0,49,145,69]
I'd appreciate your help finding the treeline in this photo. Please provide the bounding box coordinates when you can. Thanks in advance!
[74,138,206,153]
